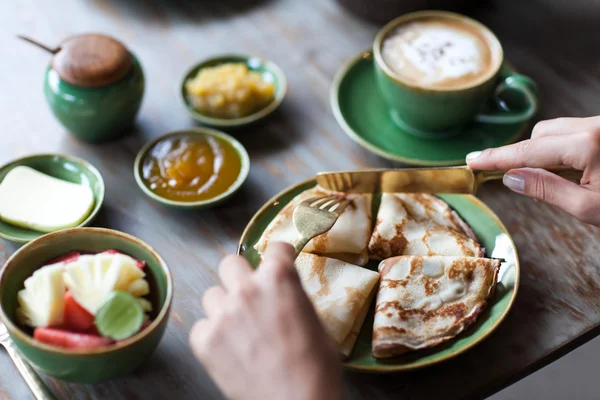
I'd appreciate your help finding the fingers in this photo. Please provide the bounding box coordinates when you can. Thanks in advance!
[257,242,298,283]
[503,168,600,224]
[189,318,210,360]
[202,286,227,318]
[218,255,253,292]
[532,116,600,138]
[466,133,589,171]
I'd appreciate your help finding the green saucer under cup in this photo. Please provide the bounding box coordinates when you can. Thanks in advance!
[331,51,531,166]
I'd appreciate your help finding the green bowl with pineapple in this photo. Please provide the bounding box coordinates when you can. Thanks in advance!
[0,228,173,383]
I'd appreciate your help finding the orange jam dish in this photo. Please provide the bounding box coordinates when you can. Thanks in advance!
[140,133,245,203]
[185,63,275,119]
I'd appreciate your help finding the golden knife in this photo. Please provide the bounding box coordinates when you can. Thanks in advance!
[316,166,583,194]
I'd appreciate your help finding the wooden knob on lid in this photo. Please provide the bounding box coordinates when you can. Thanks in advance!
[51,34,132,87]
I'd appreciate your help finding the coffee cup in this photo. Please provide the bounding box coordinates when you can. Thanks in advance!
[373,11,538,138]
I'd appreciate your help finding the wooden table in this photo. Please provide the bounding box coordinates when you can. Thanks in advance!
[1,0,599,398]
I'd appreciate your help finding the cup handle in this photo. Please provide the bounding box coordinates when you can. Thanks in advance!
[474,73,538,124]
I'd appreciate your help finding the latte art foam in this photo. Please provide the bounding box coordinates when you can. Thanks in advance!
[381,19,495,89]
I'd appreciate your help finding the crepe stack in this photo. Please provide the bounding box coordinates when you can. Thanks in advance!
[256,187,500,359]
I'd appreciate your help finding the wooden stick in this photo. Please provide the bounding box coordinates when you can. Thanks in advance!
[16,35,59,54]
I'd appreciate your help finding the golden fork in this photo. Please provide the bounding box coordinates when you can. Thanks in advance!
[0,321,57,399]
[292,195,350,257]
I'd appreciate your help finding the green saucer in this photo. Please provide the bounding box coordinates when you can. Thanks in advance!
[331,51,530,166]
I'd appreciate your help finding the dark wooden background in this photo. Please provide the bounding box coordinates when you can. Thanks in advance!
[1,0,600,398]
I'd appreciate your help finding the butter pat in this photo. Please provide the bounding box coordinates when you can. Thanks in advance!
[0,166,95,232]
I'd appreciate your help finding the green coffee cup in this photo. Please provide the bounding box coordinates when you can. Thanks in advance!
[373,11,538,138]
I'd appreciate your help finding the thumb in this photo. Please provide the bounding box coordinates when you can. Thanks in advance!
[257,241,299,282]
[503,168,599,225]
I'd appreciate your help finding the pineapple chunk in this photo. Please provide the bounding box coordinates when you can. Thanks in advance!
[17,263,66,327]
[63,253,148,315]
[138,298,153,312]
[128,279,150,297]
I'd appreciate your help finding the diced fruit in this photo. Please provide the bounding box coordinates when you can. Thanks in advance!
[34,327,113,349]
[63,253,148,314]
[128,279,150,297]
[95,291,144,340]
[138,298,153,312]
[117,318,152,344]
[101,250,145,269]
[46,251,81,266]
[63,291,94,332]
[17,263,65,328]
[86,325,101,336]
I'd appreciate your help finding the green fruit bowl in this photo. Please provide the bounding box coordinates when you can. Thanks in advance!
[0,228,173,383]
[0,154,105,243]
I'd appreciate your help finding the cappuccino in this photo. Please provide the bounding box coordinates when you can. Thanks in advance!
[381,17,500,90]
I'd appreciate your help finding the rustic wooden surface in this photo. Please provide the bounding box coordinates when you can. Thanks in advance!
[1,0,600,398]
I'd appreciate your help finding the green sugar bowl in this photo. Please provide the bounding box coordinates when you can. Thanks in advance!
[22,34,144,143]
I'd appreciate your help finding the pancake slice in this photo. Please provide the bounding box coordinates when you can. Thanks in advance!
[368,193,483,260]
[339,284,376,359]
[372,255,500,358]
[294,253,379,355]
[256,187,372,265]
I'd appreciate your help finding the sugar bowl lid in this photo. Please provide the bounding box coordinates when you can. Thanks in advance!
[51,34,132,87]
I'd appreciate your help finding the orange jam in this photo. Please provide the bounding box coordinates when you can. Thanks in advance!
[141,134,242,202]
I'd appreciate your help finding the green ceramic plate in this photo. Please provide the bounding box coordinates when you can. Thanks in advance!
[238,179,519,372]
[0,154,105,243]
[181,54,287,128]
[331,51,529,166]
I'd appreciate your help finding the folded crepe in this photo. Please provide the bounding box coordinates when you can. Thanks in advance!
[368,193,483,260]
[256,187,372,265]
[339,284,377,358]
[372,255,500,359]
[295,253,379,358]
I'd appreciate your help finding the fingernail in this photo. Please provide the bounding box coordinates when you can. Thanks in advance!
[503,173,525,194]
[466,151,482,162]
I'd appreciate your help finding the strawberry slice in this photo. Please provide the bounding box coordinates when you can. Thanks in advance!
[45,251,81,266]
[63,291,95,332]
[34,328,113,349]
[86,325,102,336]
[101,249,146,269]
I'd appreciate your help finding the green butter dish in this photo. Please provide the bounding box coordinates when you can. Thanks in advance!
[0,154,105,243]
[181,54,287,128]
[0,228,173,383]
[331,51,532,166]
[238,179,519,372]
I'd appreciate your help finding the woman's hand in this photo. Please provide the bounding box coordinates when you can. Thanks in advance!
[189,242,342,400]
[467,116,600,226]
